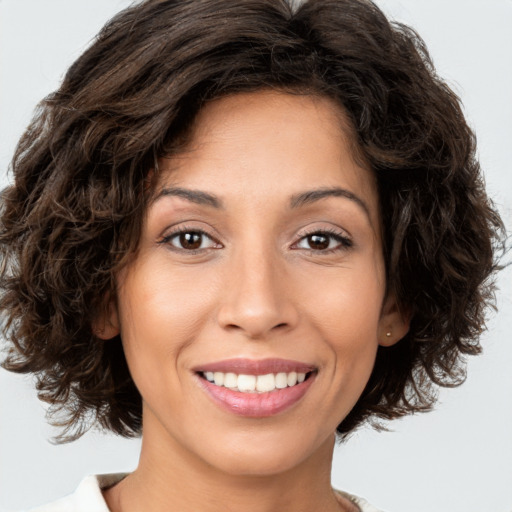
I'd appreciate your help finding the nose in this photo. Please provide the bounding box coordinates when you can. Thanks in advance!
[217,246,299,339]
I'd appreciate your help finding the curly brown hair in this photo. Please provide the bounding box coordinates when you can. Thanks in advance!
[0,0,505,442]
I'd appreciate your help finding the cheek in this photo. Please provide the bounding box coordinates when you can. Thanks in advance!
[311,275,382,422]
[303,263,384,341]
[300,258,384,389]
[117,260,220,378]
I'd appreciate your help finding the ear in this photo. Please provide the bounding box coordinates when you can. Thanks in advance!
[377,294,410,347]
[92,294,120,340]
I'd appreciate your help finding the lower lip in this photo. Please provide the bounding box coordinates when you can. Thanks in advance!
[197,374,315,417]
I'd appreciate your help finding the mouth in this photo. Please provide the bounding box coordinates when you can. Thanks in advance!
[194,359,317,417]
[199,370,313,393]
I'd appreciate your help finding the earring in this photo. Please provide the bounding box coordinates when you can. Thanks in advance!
[386,331,392,338]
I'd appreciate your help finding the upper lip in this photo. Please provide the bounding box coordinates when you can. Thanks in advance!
[193,358,316,375]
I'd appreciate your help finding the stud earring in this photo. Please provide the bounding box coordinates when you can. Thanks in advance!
[386,331,392,338]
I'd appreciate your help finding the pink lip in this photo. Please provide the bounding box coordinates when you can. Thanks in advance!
[194,358,315,375]
[193,358,317,417]
[197,375,316,417]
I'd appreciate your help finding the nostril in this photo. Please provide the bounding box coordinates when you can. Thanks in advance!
[225,323,242,330]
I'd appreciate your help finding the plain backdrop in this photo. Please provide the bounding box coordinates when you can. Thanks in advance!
[1,1,511,511]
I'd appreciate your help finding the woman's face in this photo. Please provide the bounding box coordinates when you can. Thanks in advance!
[103,90,406,476]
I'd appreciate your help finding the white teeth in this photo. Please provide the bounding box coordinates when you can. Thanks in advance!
[275,372,288,389]
[202,370,310,393]
[256,373,275,392]
[287,371,298,386]
[223,372,238,388]
[237,374,257,392]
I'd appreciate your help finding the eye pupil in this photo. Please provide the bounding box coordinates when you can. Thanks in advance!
[180,232,202,250]
[308,234,329,250]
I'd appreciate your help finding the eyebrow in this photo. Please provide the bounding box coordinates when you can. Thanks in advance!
[155,187,224,209]
[155,185,371,222]
[290,187,371,220]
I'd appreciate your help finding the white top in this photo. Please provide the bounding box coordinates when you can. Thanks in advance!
[25,474,384,512]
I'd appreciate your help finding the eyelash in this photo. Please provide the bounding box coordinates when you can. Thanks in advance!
[158,226,353,255]
[292,228,353,254]
[158,225,222,254]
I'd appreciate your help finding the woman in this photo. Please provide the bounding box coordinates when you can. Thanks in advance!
[0,0,507,511]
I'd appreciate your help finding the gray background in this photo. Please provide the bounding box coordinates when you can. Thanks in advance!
[1,1,511,511]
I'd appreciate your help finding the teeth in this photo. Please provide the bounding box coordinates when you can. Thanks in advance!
[202,370,310,393]
[223,372,237,388]
[237,374,257,392]
[275,372,288,389]
[256,373,275,392]
[287,371,297,386]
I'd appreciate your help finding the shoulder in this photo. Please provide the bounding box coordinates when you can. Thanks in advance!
[24,474,127,512]
[335,489,387,512]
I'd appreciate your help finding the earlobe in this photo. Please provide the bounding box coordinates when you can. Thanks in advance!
[378,294,410,347]
[92,295,120,340]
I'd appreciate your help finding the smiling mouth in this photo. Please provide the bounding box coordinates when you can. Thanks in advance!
[194,359,317,417]
[199,370,314,394]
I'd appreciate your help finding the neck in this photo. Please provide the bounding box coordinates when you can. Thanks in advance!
[104,408,348,512]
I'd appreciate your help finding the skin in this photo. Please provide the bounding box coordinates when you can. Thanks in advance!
[98,90,408,512]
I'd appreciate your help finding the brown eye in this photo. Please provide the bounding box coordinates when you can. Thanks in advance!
[295,230,353,252]
[161,229,220,252]
[307,234,330,250]
[179,232,203,250]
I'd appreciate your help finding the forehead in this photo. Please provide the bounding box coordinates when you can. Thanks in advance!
[155,90,378,223]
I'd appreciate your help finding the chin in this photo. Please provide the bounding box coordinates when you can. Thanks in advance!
[191,425,335,478]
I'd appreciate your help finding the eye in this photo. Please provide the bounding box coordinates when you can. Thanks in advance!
[160,228,221,252]
[294,230,352,252]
